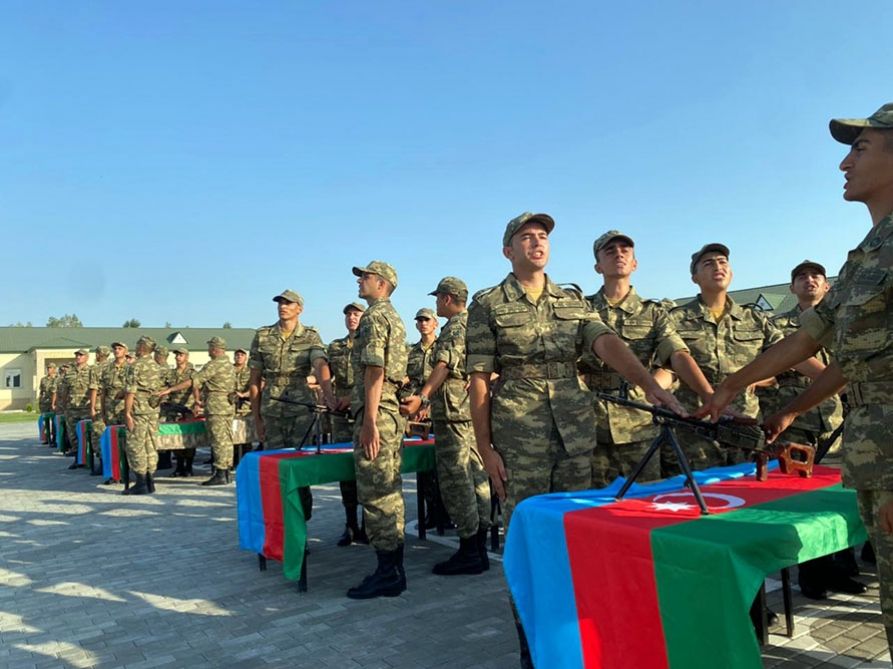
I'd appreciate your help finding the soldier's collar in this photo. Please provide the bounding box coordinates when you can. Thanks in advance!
[859,212,893,252]
[596,285,640,313]
[725,296,747,320]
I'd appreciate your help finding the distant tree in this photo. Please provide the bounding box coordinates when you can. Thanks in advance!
[164,321,172,328]
[122,319,141,328]
[8,321,33,327]
[47,314,83,328]
[222,322,232,329]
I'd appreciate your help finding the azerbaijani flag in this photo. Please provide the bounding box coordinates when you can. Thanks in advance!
[54,414,66,451]
[504,463,866,669]
[101,425,126,481]
[75,419,91,465]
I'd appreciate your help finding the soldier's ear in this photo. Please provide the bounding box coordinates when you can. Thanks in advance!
[594,262,603,276]
[502,246,513,262]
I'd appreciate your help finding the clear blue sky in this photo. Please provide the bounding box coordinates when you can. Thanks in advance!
[2,2,890,342]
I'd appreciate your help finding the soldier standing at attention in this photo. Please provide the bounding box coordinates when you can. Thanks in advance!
[465,212,683,666]
[406,308,438,398]
[63,349,93,468]
[86,346,111,470]
[153,345,174,469]
[163,347,196,476]
[402,276,492,576]
[700,104,893,654]
[160,337,236,486]
[93,342,129,456]
[231,347,252,468]
[581,231,715,486]
[346,261,409,599]
[38,363,59,444]
[328,302,369,547]
[248,290,336,516]
[123,336,164,495]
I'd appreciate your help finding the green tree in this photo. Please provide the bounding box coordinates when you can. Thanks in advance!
[47,314,83,328]
[122,318,141,328]
[222,322,232,329]
[8,321,33,327]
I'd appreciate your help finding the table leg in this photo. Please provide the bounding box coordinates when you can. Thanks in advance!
[257,554,267,571]
[298,550,308,593]
[781,568,794,637]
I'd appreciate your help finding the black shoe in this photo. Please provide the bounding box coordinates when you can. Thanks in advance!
[146,472,156,494]
[68,463,83,470]
[346,549,406,599]
[184,456,194,477]
[122,474,149,495]
[171,458,187,477]
[432,535,485,576]
[799,582,828,600]
[832,548,860,577]
[798,558,829,600]
[201,468,228,486]
[861,542,876,565]
[827,572,867,595]
[337,523,369,547]
[476,527,490,572]
[766,607,779,627]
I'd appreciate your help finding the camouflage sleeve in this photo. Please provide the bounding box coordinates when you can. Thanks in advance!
[652,305,688,367]
[360,312,388,368]
[580,311,615,354]
[307,329,328,365]
[88,367,101,391]
[433,320,463,371]
[248,331,263,370]
[759,310,785,351]
[466,298,496,374]
[124,364,138,394]
[190,363,210,387]
[800,301,836,345]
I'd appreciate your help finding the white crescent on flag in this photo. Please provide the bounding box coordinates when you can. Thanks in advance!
[649,491,746,512]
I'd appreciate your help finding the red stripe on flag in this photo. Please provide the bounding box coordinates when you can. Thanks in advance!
[259,453,306,561]
[110,429,121,480]
[565,467,840,669]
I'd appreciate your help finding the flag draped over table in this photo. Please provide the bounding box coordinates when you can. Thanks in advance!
[54,415,65,451]
[101,426,125,481]
[75,419,91,465]
[504,463,866,669]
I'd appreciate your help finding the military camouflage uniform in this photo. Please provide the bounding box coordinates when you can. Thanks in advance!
[161,364,195,421]
[430,311,491,538]
[466,273,612,527]
[351,297,408,551]
[62,364,92,454]
[328,333,360,512]
[192,357,236,470]
[87,359,110,457]
[99,361,129,426]
[124,355,164,475]
[580,286,688,486]
[38,374,58,413]
[800,212,893,649]
[406,339,437,397]
[233,363,252,418]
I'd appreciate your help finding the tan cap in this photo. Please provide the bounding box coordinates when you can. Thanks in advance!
[503,212,555,247]
[235,347,248,354]
[155,346,169,356]
[171,346,189,355]
[428,276,468,301]
[111,341,127,349]
[690,243,730,275]
[593,230,635,258]
[415,308,436,321]
[830,103,893,145]
[790,260,827,281]
[352,261,399,289]
[343,301,366,314]
[95,345,111,356]
[136,336,156,350]
[273,289,304,306]
[47,362,57,369]
[207,336,227,349]
[74,349,89,356]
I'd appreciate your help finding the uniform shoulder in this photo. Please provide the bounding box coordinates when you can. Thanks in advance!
[255,323,277,335]
[470,285,499,305]
[555,282,585,299]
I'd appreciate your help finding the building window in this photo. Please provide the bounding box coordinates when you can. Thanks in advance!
[5,369,22,388]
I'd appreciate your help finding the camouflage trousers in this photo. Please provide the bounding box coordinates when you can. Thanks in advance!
[592,438,659,489]
[262,412,314,520]
[856,489,893,655]
[353,408,405,551]
[65,409,89,453]
[207,413,234,470]
[332,413,359,509]
[126,412,159,475]
[495,415,591,532]
[432,418,490,539]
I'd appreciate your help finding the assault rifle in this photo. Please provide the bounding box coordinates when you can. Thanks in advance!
[160,401,194,421]
[270,396,349,452]
[597,393,815,515]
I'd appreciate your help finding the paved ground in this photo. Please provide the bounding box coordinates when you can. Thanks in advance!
[0,422,889,668]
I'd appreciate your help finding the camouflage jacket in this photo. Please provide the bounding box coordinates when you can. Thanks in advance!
[98,361,130,420]
[192,356,235,417]
[249,322,327,417]
[466,273,613,456]
[581,286,688,444]
[38,375,58,411]
[351,297,408,415]
[62,364,92,412]
[431,311,471,423]
[801,212,893,488]
[669,296,783,418]
[327,334,356,401]
[163,364,195,417]
[406,339,437,393]
[233,364,251,416]
[125,354,164,416]
[88,362,109,413]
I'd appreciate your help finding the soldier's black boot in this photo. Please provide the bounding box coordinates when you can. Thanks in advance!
[862,541,876,565]
[833,547,861,577]
[122,474,148,495]
[432,535,485,576]
[146,472,156,493]
[337,506,367,547]
[157,451,173,470]
[201,467,228,486]
[476,527,490,572]
[346,548,406,599]
[798,558,829,600]
[172,455,187,477]
[184,455,194,477]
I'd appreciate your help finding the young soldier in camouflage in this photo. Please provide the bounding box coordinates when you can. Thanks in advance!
[582,231,715,486]
[701,103,893,655]
[123,337,164,495]
[85,346,110,471]
[231,347,252,469]
[63,349,93,468]
[163,347,196,476]
[346,261,409,599]
[38,363,59,444]
[327,302,368,547]
[402,276,492,576]
[93,343,129,442]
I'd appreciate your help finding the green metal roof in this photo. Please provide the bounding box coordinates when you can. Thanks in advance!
[675,277,838,314]
[0,327,257,353]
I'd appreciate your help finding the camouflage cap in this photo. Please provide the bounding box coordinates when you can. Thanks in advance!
[94,345,111,356]
[111,341,127,349]
[207,336,227,349]
[235,347,248,354]
[155,345,169,356]
[136,335,156,351]
[273,289,304,306]
[593,230,635,258]
[830,103,893,145]
[428,276,468,301]
[343,301,366,314]
[352,261,399,289]
[171,346,189,355]
[689,243,730,275]
[790,259,827,281]
[74,348,89,356]
[46,362,57,369]
[503,212,555,247]
[414,308,436,321]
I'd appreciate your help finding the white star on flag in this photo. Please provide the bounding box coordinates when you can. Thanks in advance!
[650,501,695,512]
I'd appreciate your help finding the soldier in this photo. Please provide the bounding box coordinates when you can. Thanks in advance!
[123,336,164,495]
[154,345,171,371]
[163,347,196,476]
[328,302,369,547]
[402,276,492,575]
[248,290,336,516]
[346,261,409,599]
[232,347,252,468]
[159,337,235,486]
[581,231,715,486]
[153,345,174,469]
[62,349,93,468]
[700,103,893,654]
[466,212,683,665]
[94,342,129,443]
[85,346,111,470]
[38,363,59,444]
[664,243,821,473]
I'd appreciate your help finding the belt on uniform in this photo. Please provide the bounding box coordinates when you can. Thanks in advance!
[583,372,623,390]
[775,370,805,386]
[499,362,578,381]
[847,381,893,407]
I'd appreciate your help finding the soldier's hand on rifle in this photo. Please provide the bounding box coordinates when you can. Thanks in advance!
[335,397,351,413]
[693,385,738,422]
[645,387,687,417]
[399,395,422,417]
[762,410,797,444]
[361,419,380,460]
[481,446,507,501]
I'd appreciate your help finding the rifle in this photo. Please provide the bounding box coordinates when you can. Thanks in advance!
[160,401,194,421]
[597,393,815,483]
[269,396,350,418]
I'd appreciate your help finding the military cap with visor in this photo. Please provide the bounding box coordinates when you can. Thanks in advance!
[428,276,468,301]
[171,346,189,355]
[207,336,227,349]
[111,341,127,349]
[503,212,555,247]
[790,259,827,282]
[235,347,249,354]
[830,103,893,145]
[155,345,169,356]
[593,230,635,258]
[342,301,366,315]
[415,308,436,321]
[136,335,156,350]
[273,289,304,306]
[690,243,730,275]
[352,260,399,289]
[95,345,111,356]
[74,348,89,356]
